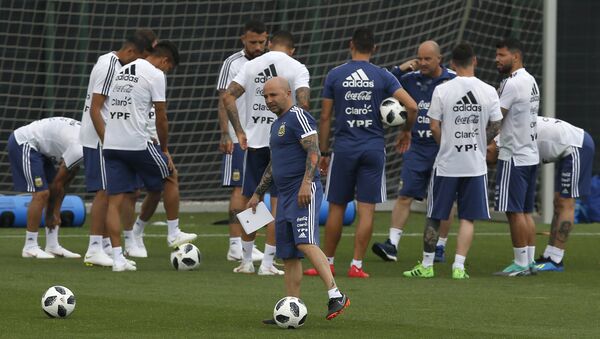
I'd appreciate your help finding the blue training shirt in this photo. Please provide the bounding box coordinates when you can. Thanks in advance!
[390,66,456,148]
[323,60,401,152]
[269,106,320,193]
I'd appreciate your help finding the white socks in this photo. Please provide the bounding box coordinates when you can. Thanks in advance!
[389,228,403,248]
[167,219,179,237]
[527,246,536,264]
[327,257,334,265]
[513,247,528,267]
[422,252,435,268]
[543,245,565,263]
[262,244,276,268]
[112,246,125,264]
[133,217,147,236]
[452,254,466,270]
[229,237,241,249]
[88,235,102,252]
[102,237,112,252]
[45,226,59,249]
[241,240,254,262]
[351,259,362,269]
[24,231,38,249]
[436,237,448,247]
[123,230,133,245]
[327,287,342,299]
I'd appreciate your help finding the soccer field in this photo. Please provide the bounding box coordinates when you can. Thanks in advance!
[1,212,599,338]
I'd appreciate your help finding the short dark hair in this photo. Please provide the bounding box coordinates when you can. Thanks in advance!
[351,28,375,54]
[452,42,475,68]
[153,40,180,67]
[244,20,267,35]
[496,37,525,59]
[270,31,294,49]
[126,28,157,53]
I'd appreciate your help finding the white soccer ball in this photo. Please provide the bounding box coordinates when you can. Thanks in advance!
[380,97,407,126]
[170,243,201,271]
[273,296,308,329]
[41,285,76,318]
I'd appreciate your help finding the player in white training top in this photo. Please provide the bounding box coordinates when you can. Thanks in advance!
[102,41,183,272]
[402,42,502,279]
[492,38,541,276]
[80,29,157,267]
[217,20,268,263]
[224,30,310,275]
[8,117,84,259]
[121,103,198,258]
[488,116,595,272]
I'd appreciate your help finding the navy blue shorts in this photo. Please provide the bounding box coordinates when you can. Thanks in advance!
[242,147,278,198]
[399,146,437,200]
[221,143,244,187]
[276,182,322,260]
[83,145,107,192]
[7,133,56,192]
[555,132,595,198]
[427,169,490,220]
[325,149,386,204]
[495,159,537,213]
[103,143,170,195]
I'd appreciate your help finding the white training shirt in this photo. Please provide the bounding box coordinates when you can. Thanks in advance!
[217,50,250,143]
[104,58,166,151]
[497,68,540,166]
[232,50,310,148]
[80,52,123,149]
[14,117,83,169]
[427,76,503,177]
[536,116,584,163]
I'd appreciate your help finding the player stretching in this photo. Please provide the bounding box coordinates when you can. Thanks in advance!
[8,117,84,259]
[249,77,350,323]
[493,38,540,276]
[403,42,502,279]
[80,29,157,267]
[217,20,268,262]
[372,41,456,263]
[488,116,595,272]
[305,28,417,278]
[224,31,311,276]
[102,41,180,272]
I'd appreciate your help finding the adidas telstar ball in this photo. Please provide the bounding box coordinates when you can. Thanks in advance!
[170,243,201,271]
[41,285,76,318]
[273,296,308,329]
[380,97,407,126]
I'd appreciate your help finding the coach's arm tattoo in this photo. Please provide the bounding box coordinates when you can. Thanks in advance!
[224,82,246,135]
[254,162,273,197]
[295,87,311,111]
[300,133,320,184]
[486,120,502,145]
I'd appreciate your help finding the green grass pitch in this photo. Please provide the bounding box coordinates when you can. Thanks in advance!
[1,212,600,338]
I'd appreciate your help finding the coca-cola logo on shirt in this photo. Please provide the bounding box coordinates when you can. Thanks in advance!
[454,114,480,125]
[344,91,372,101]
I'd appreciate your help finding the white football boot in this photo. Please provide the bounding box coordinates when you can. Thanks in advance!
[84,250,113,267]
[257,265,284,276]
[112,260,137,272]
[251,246,265,262]
[45,246,81,258]
[22,246,55,259]
[233,261,255,274]
[167,231,198,248]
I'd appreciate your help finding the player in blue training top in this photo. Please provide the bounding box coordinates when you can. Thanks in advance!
[304,28,417,278]
[248,77,350,323]
[372,41,457,263]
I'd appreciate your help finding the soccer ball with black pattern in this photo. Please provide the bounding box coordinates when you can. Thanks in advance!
[170,243,202,271]
[41,285,76,318]
[273,296,308,329]
[380,97,407,127]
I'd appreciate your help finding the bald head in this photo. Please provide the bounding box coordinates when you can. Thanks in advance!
[263,77,292,115]
[417,40,442,77]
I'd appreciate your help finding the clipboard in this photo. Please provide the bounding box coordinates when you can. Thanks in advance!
[236,201,274,234]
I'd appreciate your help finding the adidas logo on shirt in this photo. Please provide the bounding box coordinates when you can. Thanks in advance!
[254,64,278,83]
[342,69,374,88]
[453,91,482,112]
[530,84,540,102]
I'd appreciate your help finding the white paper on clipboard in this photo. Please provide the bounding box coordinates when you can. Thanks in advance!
[236,202,274,234]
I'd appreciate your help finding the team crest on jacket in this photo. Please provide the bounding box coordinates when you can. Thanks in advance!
[278,124,285,137]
